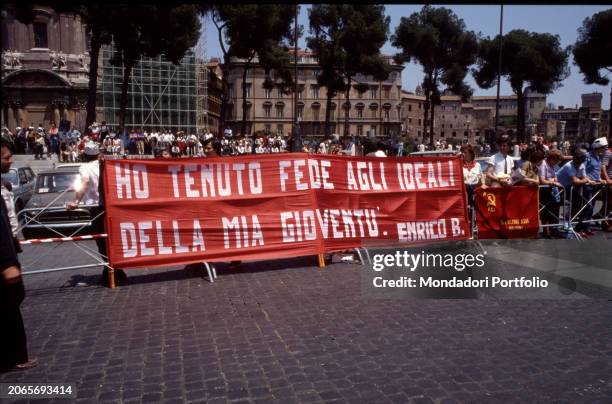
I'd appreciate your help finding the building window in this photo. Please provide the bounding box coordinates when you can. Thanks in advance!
[408,118,412,123]
[312,107,320,121]
[243,83,252,98]
[265,124,271,133]
[408,105,412,112]
[277,124,284,135]
[228,84,234,99]
[371,88,378,99]
[298,88,304,99]
[464,131,468,137]
[312,86,319,99]
[452,131,457,137]
[264,88,272,98]
[383,87,390,99]
[33,22,48,48]
[357,125,363,136]
[264,106,271,118]
[330,109,335,121]
[370,126,377,136]
[450,124,453,128]
[276,106,284,118]
[441,131,445,137]
[277,87,284,98]
[384,109,390,119]
[297,105,304,119]
[418,119,422,125]
[313,124,319,135]
[357,108,363,118]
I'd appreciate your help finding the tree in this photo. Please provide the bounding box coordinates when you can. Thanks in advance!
[392,6,478,146]
[111,5,201,131]
[205,5,295,138]
[308,5,391,138]
[573,9,612,137]
[474,30,570,142]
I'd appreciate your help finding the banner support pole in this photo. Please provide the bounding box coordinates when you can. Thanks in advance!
[108,267,116,289]
[318,254,325,268]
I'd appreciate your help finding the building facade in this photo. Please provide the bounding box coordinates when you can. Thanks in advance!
[540,92,608,141]
[206,58,223,135]
[100,46,199,133]
[400,91,425,139]
[2,6,92,131]
[224,49,404,138]
[471,90,547,129]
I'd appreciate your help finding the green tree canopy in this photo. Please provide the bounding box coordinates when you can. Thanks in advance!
[206,5,296,138]
[474,29,570,142]
[391,5,478,146]
[308,4,391,137]
[573,9,612,86]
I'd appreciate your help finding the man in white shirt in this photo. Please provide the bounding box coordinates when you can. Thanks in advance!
[341,136,356,156]
[486,136,514,187]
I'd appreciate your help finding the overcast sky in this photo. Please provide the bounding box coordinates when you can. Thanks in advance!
[203,5,612,109]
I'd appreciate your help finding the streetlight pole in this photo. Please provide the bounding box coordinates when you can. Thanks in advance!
[494,4,504,137]
[291,3,301,152]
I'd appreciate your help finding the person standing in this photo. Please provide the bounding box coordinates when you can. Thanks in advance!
[485,136,514,187]
[66,142,127,286]
[1,135,38,372]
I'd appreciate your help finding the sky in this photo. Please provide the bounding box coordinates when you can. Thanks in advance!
[203,5,612,109]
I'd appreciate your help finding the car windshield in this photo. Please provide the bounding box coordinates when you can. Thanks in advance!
[1,170,18,185]
[36,173,79,194]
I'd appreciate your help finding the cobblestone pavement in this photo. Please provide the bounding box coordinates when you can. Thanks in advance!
[1,241,611,403]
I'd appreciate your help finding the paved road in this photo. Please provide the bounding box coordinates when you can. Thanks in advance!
[1,241,611,403]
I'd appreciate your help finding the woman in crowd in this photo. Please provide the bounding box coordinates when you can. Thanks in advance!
[202,137,222,158]
[460,144,484,206]
[538,150,564,237]
[512,150,544,186]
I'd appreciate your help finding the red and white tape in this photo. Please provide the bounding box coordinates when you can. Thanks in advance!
[20,233,108,245]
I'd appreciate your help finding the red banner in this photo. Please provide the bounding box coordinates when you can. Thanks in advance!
[474,185,540,239]
[103,153,470,268]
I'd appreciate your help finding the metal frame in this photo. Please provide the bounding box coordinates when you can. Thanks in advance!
[100,45,198,133]
[568,183,611,229]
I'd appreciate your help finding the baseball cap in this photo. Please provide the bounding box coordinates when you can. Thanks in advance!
[592,137,608,149]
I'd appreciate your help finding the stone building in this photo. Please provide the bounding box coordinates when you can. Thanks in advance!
[224,49,404,138]
[540,92,609,141]
[471,90,546,129]
[2,5,93,131]
[206,58,223,135]
[399,90,425,139]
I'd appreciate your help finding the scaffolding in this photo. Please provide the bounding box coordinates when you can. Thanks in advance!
[100,45,198,133]
[195,16,208,135]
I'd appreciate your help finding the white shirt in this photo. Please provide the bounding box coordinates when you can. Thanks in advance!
[366,151,387,157]
[78,160,100,205]
[463,163,483,186]
[1,186,18,236]
[487,152,514,177]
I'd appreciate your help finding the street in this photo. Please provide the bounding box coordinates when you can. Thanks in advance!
[1,241,611,403]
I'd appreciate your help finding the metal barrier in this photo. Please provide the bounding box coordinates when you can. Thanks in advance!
[568,183,611,232]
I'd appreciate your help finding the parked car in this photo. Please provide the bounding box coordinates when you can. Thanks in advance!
[1,163,36,213]
[20,166,95,239]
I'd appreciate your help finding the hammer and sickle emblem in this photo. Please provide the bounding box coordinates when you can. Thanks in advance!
[484,192,496,212]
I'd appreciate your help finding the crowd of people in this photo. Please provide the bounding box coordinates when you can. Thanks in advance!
[2,121,610,238]
[461,135,612,238]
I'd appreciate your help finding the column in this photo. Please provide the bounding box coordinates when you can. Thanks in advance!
[53,102,61,125]
[16,103,25,128]
[7,103,17,130]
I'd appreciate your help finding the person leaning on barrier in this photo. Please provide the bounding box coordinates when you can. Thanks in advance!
[580,137,608,235]
[512,150,544,187]
[538,150,564,238]
[1,134,38,372]
[66,141,127,285]
[601,141,612,231]
[556,148,596,238]
[486,136,514,187]
[460,144,484,203]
